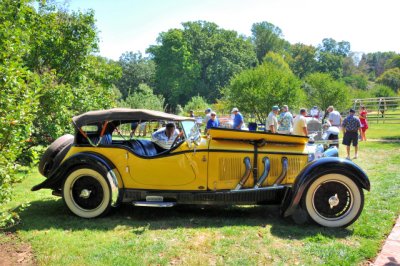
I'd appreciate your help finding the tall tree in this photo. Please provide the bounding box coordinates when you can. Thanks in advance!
[316,38,350,79]
[223,52,303,123]
[303,73,350,111]
[289,43,317,78]
[376,68,400,92]
[148,21,256,108]
[116,51,155,99]
[251,21,289,63]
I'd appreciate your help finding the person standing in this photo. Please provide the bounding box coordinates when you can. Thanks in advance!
[231,107,244,130]
[205,111,219,134]
[327,106,342,129]
[293,108,308,136]
[203,108,212,132]
[266,106,279,133]
[277,105,293,134]
[359,106,368,141]
[310,106,320,119]
[189,110,195,118]
[342,109,361,160]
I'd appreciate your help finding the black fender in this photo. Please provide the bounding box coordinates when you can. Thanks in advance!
[282,157,370,217]
[32,152,123,207]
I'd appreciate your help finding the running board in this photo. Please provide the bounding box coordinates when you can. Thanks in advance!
[133,201,176,207]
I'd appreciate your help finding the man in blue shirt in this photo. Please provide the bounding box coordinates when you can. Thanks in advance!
[206,111,219,134]
[231,107,244,130]
[342,109,361,160]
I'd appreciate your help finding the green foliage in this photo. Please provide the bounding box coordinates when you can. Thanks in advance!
[303,72,351,111]
[358,52,397,79]
[369,84,397,98]
[289,43,317,78]
[119,84,165,111]
[223,52,303,123]
[181,96,210,116]
[148,21,257,108]
[342,74,368,90]
[116,51,155,99]
[251,21,289,63]
[376,68,400,92]
[0,0,41,204]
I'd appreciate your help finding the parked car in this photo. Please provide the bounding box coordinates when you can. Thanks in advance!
[32,108,370,227]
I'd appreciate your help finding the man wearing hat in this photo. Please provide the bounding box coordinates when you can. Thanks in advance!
[342,109,361,160]
[266,106,279,133]
[231,107,244,130]
[204,108,212,132]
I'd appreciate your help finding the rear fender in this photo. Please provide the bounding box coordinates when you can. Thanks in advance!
[31,152,123,207]
[282,157,370,217]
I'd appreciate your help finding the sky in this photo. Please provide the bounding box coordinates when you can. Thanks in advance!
[67,0,400,60]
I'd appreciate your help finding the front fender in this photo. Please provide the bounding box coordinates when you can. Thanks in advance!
[282,157,370,217]
[31,152,123,207]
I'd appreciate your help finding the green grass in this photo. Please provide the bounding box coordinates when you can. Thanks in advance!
[366,123,400,140]
[1,129,400,265]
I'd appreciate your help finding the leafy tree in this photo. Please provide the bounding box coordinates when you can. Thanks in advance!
[251,21,289,63]
[0,0,41,210]
[148,21,257,108]
[181,95,210,116]
[369,84,397,98]
[342,75,368,90]
[303,73,351,111]
[376,68,400,92]
[385,55,400,70]
[316,38,350,78]
[116,51,155,99]
[119,84,165,111]
[288,43,317,78]
[223,52,303,123]
[358,52,397,79]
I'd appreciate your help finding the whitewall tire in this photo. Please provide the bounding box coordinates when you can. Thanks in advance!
[62,168,111,218]
[304,173,364,227]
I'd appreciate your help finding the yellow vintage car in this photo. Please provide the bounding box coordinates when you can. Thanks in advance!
[32,108,370,227]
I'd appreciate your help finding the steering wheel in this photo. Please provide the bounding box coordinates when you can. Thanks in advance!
[170,132,183,148]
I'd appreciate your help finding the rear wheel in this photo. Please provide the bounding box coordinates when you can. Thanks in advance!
[62,167,111,218]
[304,173,364,227]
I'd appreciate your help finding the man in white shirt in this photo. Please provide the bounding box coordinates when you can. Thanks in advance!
[151,123,180,149]
[293,108,308,136]
[327,106,342,128]
[266,106,279,133]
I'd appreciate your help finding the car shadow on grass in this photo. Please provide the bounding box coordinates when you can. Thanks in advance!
[15,198,353,240]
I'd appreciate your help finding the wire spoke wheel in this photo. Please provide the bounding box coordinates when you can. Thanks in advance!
[304,173,364,227]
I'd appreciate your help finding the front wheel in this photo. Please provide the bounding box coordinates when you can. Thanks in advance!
[304,173,364,227]
[62,167,111,218]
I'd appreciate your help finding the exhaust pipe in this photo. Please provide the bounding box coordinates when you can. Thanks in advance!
[273,157,288,185]
[234,157,252,190]
[254,157,270,188]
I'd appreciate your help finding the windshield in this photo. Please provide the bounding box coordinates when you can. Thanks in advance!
[181,120,200,141]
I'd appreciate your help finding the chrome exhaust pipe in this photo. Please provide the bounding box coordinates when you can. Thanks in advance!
[254,157,270,188]
[234,157,252,190]
[273,157,288,185]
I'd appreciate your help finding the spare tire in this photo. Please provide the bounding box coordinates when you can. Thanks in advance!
[38,134,74,177]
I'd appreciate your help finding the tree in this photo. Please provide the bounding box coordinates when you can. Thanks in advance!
[181,96,210,116]
[316,38,351,79]
[119,84,165,111]
[251,21,289,63]
[223,52,303,123]
[116,51,155,99]
[148,21,257,108]
[303,73,351,111]
[358,52,397,79]
[369,84,397,98]
[376,68,400,92]
[288,43,317,78]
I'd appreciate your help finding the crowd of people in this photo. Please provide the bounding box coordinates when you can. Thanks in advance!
[191,104,369,160]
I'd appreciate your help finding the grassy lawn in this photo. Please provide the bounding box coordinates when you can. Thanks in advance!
[1,126,399,265]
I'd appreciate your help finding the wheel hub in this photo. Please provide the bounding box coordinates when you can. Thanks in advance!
[328,193,339,209]
[79,189,92,199]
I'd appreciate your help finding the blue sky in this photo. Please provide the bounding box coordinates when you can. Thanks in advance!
[67,0,400,60]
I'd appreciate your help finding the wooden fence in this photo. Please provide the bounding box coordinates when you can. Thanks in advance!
[352,97,400,124]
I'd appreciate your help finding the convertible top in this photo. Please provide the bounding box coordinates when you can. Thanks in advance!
[72,108,194,128]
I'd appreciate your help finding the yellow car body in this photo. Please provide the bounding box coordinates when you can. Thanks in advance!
[33,108,370,228]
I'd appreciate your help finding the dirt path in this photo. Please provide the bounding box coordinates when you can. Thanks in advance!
[0,232,35,266]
